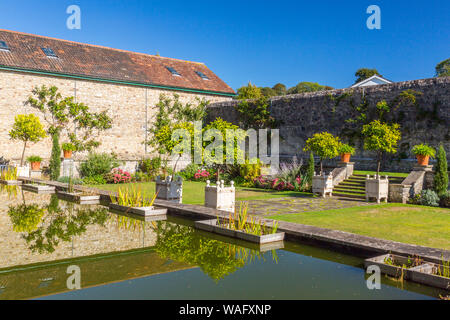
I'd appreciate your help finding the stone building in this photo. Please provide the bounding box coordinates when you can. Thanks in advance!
[0,29,235,169]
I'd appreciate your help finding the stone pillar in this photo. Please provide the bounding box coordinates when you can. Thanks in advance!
[62,159,75,178]
[388,184,412,204]
[30,170,42,179]
[337,161,354,179]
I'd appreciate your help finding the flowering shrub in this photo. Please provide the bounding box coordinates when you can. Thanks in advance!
[194,169,211,181]
[105,168,131,184]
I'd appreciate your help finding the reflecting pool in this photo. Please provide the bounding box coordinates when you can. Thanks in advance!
[0,185,447,300]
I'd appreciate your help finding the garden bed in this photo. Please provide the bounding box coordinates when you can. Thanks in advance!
[56,190,101,204]
[0,179,22,185]
[108,203,167,217]
[194,219,285,244]
[365,253,450,290]
[21,184,55,194]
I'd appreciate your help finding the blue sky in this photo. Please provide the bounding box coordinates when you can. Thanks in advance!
[0,0,448,90]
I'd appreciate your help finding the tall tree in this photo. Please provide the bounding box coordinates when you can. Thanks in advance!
[236,82,262,100]
[287,82,333,94]
[434,145,448,195]
[272,83,287,96]
[354,68,381,84]
[435,58,450,77]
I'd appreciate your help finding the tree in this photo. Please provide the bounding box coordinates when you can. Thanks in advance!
[260,87,277,98]
[272,83,287,96]
[26,85,113,179]
[236,82,262,100]
[361,120,401,177]
[354,68,381,84]
[287,82,333,95]
[306,152,315,187]
[434,145,448,195]
[235,96,278,129]
[9,114,47,166]
[303,132,340,174]
[435,58,450,77]
[49,133,61,181]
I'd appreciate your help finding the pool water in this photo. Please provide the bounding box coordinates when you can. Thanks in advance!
[0,186,446,300]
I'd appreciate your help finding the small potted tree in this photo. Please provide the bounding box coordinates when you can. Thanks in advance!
[303,132,340,197]
[338,143,355,163]
[362,120,401,203]
[27,155,43,171]
[411,144,436,166]
[62,142,76,159]
[9,114,47,177]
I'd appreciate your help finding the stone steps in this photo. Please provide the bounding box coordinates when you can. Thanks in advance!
[332,192,366,200]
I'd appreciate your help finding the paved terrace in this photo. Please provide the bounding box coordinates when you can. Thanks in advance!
[18,177,450,264]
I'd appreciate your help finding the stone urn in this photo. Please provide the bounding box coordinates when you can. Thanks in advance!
[365,175,389,203]
[156,175,183,203]
[312,172,333,197]
[205,180,235,212]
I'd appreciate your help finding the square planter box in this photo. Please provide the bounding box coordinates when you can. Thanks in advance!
[22,184,55,194]
[16,166,30,178]
[312,173,333,197]
[364,254,421,280]
[109,203,168,217]
[0,179,22,185]
[156,175,183,203]
[195,219,285,244]
[365,175,389,203]
[205,180,235,212]
[409,263,450,290]
[57,190,101,204]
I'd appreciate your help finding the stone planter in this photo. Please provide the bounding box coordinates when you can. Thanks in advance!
[57,190,100,204]
[22,184,55,194]
[365,175,389,203]
[109,203,167,217]
[204,180,235,212]
[0,179,22,185]
[30,161,41,171]
[195,219,285,244]
[155,175,183,203]
[416,154,430,166]
[16,166,30,178]
[312,172,333,197]
[365,254,450,290]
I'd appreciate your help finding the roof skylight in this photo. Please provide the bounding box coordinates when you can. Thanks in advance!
[0,41,10,51]
[41,47,58,58]
[195,71,209,80]
[166,66,181,76]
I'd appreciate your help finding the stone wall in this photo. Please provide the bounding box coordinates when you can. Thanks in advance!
[207,77,450,171]
[0,70,232,167]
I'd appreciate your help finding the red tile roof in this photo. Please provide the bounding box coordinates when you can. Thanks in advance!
[0,29,235,96]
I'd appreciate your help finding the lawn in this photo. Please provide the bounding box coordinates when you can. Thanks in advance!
[91,181,312,205]
[353,170,409,178]
[267,204,450,250]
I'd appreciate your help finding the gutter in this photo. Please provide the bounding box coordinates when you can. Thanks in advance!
[0,65,237,97]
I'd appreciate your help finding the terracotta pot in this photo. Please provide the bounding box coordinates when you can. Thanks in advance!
[63,150,72,159]
[416,154,429,166]
[340,153,351,163]
[31,161,41,171]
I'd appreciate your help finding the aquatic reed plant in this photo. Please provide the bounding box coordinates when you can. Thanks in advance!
[437,255,450,278]
[110,185,158,207]
[1,167,17,181]
[220,202,280,236]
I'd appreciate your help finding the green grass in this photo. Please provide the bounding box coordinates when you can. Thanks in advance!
[91,181,312,205]
[268,204,450,250]
[353,170,408,178]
